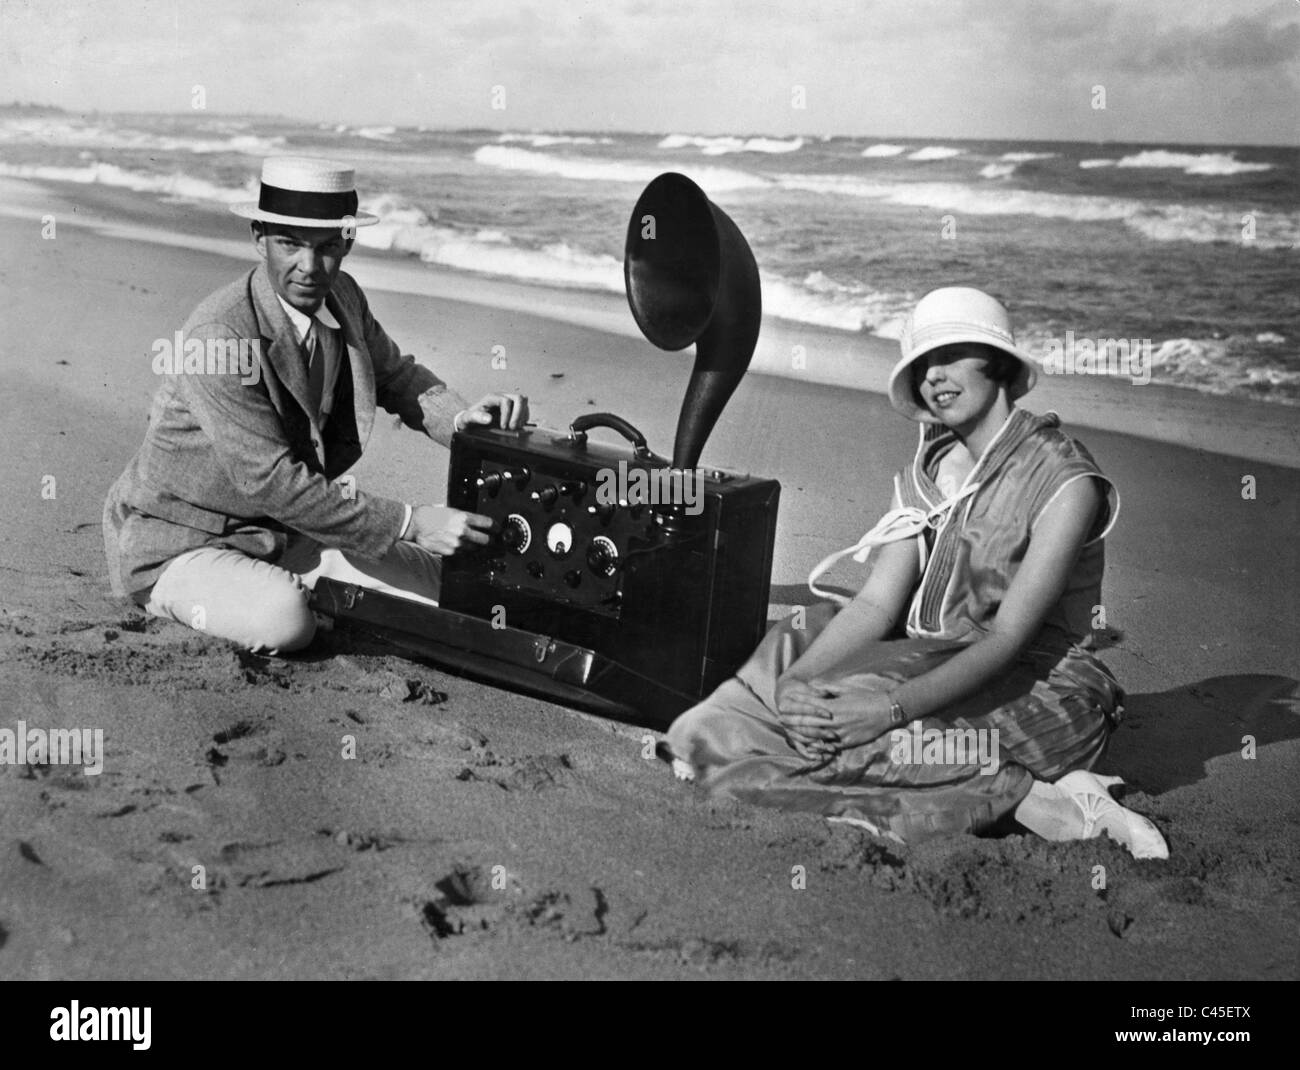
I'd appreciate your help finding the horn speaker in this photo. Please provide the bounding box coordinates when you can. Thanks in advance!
[624,172,761,470]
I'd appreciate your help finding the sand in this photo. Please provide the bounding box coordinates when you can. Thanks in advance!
[0,185,1297,980]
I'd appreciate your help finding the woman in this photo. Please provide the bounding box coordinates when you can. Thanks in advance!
[667,287,1167,859]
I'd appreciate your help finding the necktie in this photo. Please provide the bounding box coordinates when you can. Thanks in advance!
[304,318,327,419]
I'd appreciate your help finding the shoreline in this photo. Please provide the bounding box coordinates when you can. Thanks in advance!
[2,175,1296,469]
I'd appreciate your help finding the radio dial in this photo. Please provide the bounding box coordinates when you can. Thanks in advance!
[587,535,619,577]
[501,514,531,553]
[546,521,574,558]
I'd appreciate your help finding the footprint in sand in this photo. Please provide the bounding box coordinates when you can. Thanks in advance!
[454,753,576,792]
[205,719,288,773]
[411,864,606,943]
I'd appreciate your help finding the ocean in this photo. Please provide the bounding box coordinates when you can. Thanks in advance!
[2,107,1297,406]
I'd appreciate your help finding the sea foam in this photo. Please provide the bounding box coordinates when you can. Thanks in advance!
[907,146,964,161]
[658,133,804,155]
[776,172,1299,248]
[498,132,614,147]
[0,160,255,203]
[1114,150,1273,176]
[0,116,285,156]
[473,144,768,192]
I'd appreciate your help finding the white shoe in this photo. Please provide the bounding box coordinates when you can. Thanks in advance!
[1055,770,1169,860]
[671,757,695,782]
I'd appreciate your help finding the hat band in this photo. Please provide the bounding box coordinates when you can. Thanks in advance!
[905,319,1015,352]
[258,182,358,220]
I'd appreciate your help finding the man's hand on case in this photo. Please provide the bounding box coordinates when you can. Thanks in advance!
[457,393,529,432]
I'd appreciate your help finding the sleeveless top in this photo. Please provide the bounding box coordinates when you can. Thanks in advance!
[896,408,1117,654]
[809,408,1119,659]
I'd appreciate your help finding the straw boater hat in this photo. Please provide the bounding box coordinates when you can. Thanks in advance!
[231,156,379,228]
[888,286,1038,422]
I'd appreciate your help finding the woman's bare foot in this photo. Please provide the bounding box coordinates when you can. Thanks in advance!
[1015,771,1168,859]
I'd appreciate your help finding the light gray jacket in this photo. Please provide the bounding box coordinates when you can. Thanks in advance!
[103,262,466,600]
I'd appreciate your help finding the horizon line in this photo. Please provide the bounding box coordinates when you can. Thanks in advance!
[3,102,1297,151]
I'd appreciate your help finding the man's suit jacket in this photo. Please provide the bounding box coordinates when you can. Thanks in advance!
[103,262,468,601]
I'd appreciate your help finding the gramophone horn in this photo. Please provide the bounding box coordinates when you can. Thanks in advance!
[624,172,761,471]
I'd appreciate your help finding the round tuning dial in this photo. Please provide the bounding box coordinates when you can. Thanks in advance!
[545,521,574,558]
[587,535,619,577]
[501,513,531,554]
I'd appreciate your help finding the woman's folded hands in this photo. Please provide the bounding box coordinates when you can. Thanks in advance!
[774,675,894,760]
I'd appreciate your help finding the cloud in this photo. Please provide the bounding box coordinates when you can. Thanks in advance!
[1,0,1296,143]
[1141,12,1300,71]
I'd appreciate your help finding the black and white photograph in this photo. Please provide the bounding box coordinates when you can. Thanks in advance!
[0,0,1296,1004]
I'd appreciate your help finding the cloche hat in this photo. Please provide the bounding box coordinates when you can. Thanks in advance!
[888,286,1037,422]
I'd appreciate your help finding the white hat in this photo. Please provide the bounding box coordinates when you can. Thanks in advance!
[231,156,379,228]
[888,286,1038,422]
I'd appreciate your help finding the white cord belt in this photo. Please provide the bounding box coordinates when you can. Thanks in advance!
[807,482,980,605]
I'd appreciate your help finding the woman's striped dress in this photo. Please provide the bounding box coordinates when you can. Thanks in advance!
[666,408,1125,842]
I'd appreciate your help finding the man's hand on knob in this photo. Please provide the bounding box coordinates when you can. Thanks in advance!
[404,505,493,556]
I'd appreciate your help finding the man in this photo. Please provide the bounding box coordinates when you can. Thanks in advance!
[103,156,527,654]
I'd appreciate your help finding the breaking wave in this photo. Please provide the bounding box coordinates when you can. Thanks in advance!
[472,144,768,192]
[658,133,804,155]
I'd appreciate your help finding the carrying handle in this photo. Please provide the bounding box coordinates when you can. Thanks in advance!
[568,412,663,462]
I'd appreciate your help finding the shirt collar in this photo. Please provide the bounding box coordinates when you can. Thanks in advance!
[275,293,340,343]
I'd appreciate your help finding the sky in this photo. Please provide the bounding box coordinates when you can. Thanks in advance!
[1,0,1297,145]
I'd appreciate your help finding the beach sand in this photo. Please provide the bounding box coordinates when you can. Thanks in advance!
[0,187,1297,980]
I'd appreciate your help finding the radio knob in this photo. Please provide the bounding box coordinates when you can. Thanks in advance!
[561,480,587,499]
[586,535,619,577]
[476,472,503,494]
[501,514,531,553]
[502,467,531,488]
[531,485,559,507]
[586,503,616,523]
